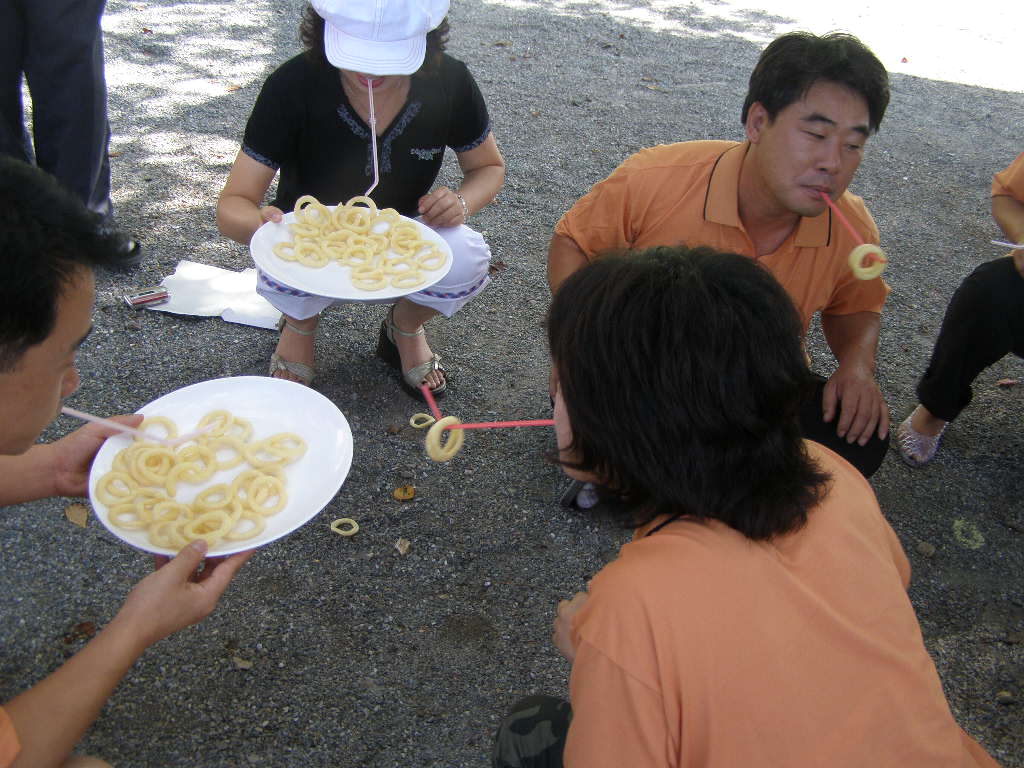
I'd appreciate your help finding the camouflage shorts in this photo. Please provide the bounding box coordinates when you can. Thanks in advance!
[492,695,572,768]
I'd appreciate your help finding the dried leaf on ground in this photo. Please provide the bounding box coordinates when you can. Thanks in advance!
[395,538,411,556]
[63,621,97,644]
[65,503,89,528]
[232,656,254,670]
[488,260,508,275]
[393,485,415,501]
[996,378,1018,388]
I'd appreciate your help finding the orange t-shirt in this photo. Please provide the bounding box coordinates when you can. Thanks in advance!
[0,706,19,768]
[565,442,1000,768]
[555,141,890,335]
[992,151,1024,199]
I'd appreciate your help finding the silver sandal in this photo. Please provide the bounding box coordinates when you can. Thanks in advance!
[375,309,446,401]
[269,317,316,386]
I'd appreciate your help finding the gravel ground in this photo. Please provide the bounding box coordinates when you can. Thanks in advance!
[1,1,1022,765]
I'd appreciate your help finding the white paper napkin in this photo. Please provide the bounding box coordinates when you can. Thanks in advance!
[146,260,281,330]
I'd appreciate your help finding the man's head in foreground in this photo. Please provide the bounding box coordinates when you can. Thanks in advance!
[0,158,127,454]
[740,32,890,219]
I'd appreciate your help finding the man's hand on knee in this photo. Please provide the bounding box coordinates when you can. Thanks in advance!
[822,365,890,446]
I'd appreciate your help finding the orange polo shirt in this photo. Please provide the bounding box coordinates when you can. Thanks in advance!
[0,706,18,768]
[992,151,1024,199]
[565,442,1000,768]
[555,141,890,335]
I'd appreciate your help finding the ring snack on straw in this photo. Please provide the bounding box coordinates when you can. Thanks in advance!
[271,194,446,291]
[848,244,888,281]
[97,410,306,551]
[820,191,888,281]
[425,416,464,462]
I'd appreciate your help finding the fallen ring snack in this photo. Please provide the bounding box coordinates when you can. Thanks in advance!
[425,416,464,462]
[409,413,436,429]
[848,243,887,280]
[330,517,359,537]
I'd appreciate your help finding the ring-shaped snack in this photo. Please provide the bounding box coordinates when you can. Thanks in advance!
[416,247,447,271]
[409,413,436,429]
[425,416,464,462]
[391,271,426,289]
[138,416,178,441]
[273,240,298,261]
[848,244,888,280]
[330,518,359,537]
[96,471,139,506]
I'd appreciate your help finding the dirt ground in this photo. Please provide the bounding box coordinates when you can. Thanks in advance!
[1,0,1021,765]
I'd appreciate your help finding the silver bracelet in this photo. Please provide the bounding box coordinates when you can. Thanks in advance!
[455,193,469,221]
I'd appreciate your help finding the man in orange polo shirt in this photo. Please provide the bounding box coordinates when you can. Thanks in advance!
[549,32,891,478]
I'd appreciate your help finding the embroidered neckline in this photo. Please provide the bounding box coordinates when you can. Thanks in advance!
[335,100,423,176]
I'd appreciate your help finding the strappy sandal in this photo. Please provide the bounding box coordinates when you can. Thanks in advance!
[375,308,447,401]
[268,317,316,386]
[895,414,946,467]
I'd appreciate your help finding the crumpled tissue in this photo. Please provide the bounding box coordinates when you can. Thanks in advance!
[146,260,281,330]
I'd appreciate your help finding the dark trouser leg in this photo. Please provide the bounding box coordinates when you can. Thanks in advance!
[22,0,111,217]
[916,257,1024,422]
[0,1,30,162]
[493,695,572,768]
[799,374,890,477]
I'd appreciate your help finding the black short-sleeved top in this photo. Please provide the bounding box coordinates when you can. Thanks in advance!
[242,52,491,217]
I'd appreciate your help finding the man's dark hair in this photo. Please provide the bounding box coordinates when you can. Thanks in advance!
[548,247,830,541]
[0,157,124,372]
[741,32,890,133]
[300,5,450,76]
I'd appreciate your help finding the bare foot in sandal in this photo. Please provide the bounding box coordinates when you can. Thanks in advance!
[269,314,318,385]
[392,299,445,391]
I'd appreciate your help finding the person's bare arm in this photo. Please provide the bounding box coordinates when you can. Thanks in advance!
[6,542,252,768]
[0,417,143,505]
[216,151,281,245]
[547,233,590,295]
[418,133,506,228]
[820,311,889,444]
[992,193,1024,276]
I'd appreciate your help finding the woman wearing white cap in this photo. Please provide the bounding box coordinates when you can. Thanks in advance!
[217,0,505,400]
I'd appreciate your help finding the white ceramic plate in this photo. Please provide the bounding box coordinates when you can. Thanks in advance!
[87,376,353,556]
[250,208,453,300]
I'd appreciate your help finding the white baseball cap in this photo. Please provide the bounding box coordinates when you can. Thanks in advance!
[311,0,450,75]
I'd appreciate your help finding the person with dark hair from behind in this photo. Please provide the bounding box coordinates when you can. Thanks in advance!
[493,247,1000,768]
[896,150,1024,465]
[549,32,892,495]
[0,157,251,768]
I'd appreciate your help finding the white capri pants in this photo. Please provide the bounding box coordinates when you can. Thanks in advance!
[256,223,492,320]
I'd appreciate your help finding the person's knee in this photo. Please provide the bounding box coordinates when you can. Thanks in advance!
[435,225,491,286]
[493,695,571,768]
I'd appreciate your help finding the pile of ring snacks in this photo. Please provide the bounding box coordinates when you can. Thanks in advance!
[95,410,306,550]
[272,194,448,291]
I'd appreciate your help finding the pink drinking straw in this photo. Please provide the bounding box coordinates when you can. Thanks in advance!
[442,419,554,431]
[420,384,444,421]
[820,192,887,265]
[417,385,553,431]
[364,80,380,198]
